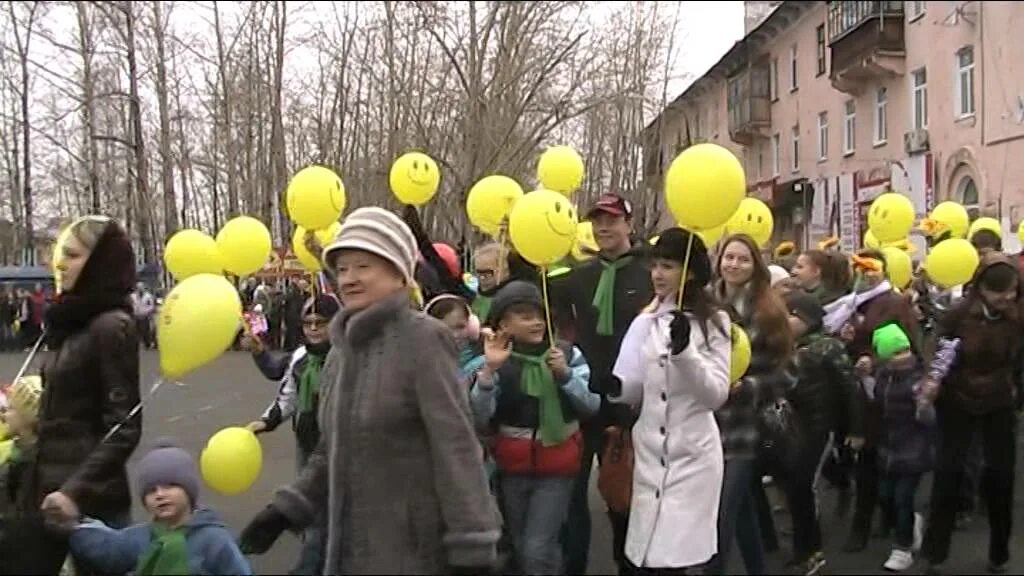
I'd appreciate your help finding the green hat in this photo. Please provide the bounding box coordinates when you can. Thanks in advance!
[873,323,911,361]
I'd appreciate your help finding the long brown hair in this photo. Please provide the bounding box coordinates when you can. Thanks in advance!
[716,233,793,361]
[802,249,850,294]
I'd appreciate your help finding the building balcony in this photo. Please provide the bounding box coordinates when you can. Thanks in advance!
[727,65,771,146]
[827,1,905,94]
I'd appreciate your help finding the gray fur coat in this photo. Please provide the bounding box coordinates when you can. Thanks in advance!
[273,292,501,575]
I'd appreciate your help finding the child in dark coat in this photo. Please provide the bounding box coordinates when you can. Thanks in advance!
[872,323,936,572]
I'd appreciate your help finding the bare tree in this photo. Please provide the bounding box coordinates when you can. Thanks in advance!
[151,0,178,240]
[8,0,41,263]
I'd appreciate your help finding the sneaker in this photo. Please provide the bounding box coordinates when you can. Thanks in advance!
[798,552,827,576]
[883,549,914,572]
[912,513,924,552]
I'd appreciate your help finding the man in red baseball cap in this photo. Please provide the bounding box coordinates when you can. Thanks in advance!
[555,192,653,575]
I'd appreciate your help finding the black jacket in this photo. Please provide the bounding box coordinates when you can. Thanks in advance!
[550,248,652,423]
[785,332,863,438]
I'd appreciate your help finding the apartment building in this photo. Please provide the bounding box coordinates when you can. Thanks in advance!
[644,1,1024,253]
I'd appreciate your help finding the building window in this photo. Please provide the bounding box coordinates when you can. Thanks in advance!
[912,67,928,130]
[791,125,800,172]
[817,112,828,161]
[789,44,798,91]
[770,58,778,101]
[957,174,980,219]
[874,87,888,144]
[843,99,856,155]
[816,25,826,76]
[907,0,926,22]
[772,133,780,176]
[956,46,975,118]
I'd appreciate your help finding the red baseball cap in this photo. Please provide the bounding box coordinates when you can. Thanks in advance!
[587,194,633,220]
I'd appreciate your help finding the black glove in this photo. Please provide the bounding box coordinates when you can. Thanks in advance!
[669,310,691,355]
[239,505,290,555]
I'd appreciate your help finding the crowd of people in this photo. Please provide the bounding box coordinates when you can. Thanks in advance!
[0,195,1021,576]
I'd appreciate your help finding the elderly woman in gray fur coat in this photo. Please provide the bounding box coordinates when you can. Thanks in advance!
[239,207,501,575]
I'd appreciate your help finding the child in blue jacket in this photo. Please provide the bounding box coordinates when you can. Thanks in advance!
[69,439,251,575]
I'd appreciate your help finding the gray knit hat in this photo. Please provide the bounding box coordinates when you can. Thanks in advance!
[322,207,417,284]
[135,438,200,508]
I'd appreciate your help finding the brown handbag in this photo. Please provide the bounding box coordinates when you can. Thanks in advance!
[597,425,634,514]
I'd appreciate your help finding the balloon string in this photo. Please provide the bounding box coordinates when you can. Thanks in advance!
[11,333,45,386]
[541,266,555,346]
[675,234,696,310]
[101,378,165,444]
[496,218,508,284]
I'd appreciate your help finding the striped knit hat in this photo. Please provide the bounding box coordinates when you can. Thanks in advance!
[321,207,418,285]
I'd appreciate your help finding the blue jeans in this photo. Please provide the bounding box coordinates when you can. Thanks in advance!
[705,458,765,575]
[292,438,324,576]
[879,472,921,550]
[502,474,575,575]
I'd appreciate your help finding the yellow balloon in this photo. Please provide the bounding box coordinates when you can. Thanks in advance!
[216,216,272,276]
[697,224,726,248]
[730,324,751,383]
[157,274,242,378]
[390,152,440,205]
[924,238,979,289]
[968,217,1002,240]
[665,143,745,231]
[882,246,912,289]
[164,229,222,281]
[868,193,915,243]
[508,189,578,265]
[200,426,262,495]
[466,175,524,236]
[863,229,881,249]
[285,165,346,231]
[572,221,599,260]
[1018,221,1024,245]
[725,198,774,247]
[537,145,584,195]
[292,222,342,271]
[929,201,969,239]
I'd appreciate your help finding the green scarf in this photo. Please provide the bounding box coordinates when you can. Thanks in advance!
[472,295,492,323]
[298,354,324,414]
[511,351,567,447]
[135,523,190,576]
[591,256,634,336]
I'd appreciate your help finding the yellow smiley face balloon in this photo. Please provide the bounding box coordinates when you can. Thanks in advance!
[390,152,440,205]
[571,221,599,261]
[725,198,774,247]
[508,189,578,265]
[286,165,346,231]
[867,192,914,243]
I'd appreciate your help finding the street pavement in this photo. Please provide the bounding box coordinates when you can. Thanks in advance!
[2,350,1023,575]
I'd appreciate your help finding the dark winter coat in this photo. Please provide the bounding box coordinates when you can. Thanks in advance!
[272,292,500,574]
[876,355,936,475]
[786,333,863,439]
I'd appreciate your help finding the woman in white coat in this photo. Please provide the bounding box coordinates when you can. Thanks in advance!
[610,227,732,574]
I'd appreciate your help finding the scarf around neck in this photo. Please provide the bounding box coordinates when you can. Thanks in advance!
[298,351,325,414]
[135,522,190,576]
[510,348,567,446]
[591,255,634,336]
[823,280,892,334]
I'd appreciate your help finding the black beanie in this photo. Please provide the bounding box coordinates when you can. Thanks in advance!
[303,294,340,318]
[486,280,543,328]
[784,291,824,334]
[650,227,712,287]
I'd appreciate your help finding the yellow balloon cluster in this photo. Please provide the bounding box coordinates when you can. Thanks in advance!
[867,193,915,243]
[537,146,585,195]
[665,143,746,232]
[466,175,524,236]
[508,189,578,265]
[286,165,346,231]
[390,152,440,205]
[164,229,222,281]
[200,427,262,495]
[292,222,342,271]
[157,274,242,379]
[216,216,272,276]
[725,198,774,247]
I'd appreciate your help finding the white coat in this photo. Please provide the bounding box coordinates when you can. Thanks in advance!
[612,300,731,569]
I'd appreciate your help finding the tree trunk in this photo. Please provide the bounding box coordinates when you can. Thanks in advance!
[213,3,239,216]
[124,0,155,264]
[9,1,39,264]
[269,0,287,242]
[151,0,178,240]
[76,2,101,213]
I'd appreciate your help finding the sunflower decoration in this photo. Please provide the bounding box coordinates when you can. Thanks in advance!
[817,236,841,251]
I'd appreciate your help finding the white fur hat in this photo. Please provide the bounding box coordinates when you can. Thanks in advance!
[321,207,417,284]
